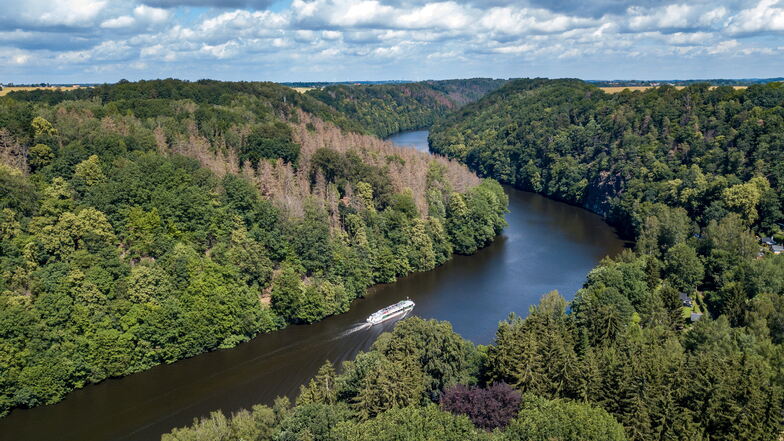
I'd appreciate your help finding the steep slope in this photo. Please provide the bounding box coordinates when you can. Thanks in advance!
[0,80,507,416]
[307,78,507,137]
[430,78,784,237]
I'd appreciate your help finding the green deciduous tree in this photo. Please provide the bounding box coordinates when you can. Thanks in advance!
[334,405,484,441]
[663,243,704,292]
[373,317,479,401]
[38,207,116,260]
[28,144,54,171]
[73,154,106,187]
[502,395,626,441]
[31,116,57,139]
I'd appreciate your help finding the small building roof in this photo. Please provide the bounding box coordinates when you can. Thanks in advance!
[772,245,784,254]
[690,312,703,322]
[761,237,777,245]
[679,292,692,302]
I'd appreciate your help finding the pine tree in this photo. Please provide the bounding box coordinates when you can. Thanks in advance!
[298,361,338,405]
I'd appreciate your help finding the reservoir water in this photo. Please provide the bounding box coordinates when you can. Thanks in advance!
[0,130,624,441]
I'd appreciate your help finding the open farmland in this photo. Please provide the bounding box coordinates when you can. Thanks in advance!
[0,85,84,96]
[599,85,747,93]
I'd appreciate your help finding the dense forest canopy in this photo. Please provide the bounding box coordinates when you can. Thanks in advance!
[4,76,784,441]
[0,79,507,417]
[431,79,784,238]
[427,78,784,440]
[306,78,507,137]
[162,78,784,441]
[163,316,631,441]
[3,78,364,134]
[165,279,784,441]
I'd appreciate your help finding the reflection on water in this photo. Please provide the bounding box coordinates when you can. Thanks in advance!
[386,129,431,152]
[0,130,624,441]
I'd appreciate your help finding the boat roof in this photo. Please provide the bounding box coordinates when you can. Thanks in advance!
[369,300,414,316]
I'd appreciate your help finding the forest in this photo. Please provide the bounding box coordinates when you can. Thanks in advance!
[424,78,783,439]
[163,79,784,441]
[306,78,507,137]
[0,79,508,417]
[164,276,783,441]
[3,77,784,440]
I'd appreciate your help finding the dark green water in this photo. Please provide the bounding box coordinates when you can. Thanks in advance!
[0,130,624,441]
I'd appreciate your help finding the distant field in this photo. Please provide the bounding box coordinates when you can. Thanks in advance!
[0,85,84,96]
[291,87,315,93]
[599,85,747,93]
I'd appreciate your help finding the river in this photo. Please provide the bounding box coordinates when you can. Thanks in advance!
[0,130,624,441]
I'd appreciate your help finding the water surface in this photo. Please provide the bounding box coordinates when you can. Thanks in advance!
[386,129,431,152]
[0,130,623,441]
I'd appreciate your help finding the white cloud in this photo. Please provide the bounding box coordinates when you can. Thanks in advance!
[99,5,174,29]
[56,40,134,64]
[708,38,740,53]
[628,4,693,31]
[492,43,536,54]
[727,0,784,34]
[101,16,135,29]
[197,9,288,41]
[35,0,108,27]
[141,43,179,61]
[395,2,470,30]
[201,41,241,59]
[1,0,783,82]
[666,31,713,45]
[13,54,31,65]
[134,5,170,24]
[699,7,728,27]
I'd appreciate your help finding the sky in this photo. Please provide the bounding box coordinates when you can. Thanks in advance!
[0,0,783,83]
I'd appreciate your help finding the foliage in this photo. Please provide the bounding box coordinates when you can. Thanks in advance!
[162,403,282,441]
[276,402,354,441]
[308,79,507,137]
[502,395,627,441]
[0,79,507,417]
[440,382,521,430]
[429,78,784,441]
[11,76,784,441]
[165,289,784,441]
[430,79,784,238]
[333,405,485,441]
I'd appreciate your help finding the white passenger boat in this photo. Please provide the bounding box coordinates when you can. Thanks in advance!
[366,300,415,325]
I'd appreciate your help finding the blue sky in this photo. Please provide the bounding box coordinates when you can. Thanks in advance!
[1,0,783,83]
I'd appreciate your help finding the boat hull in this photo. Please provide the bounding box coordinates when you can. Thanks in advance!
[366,301,415,325]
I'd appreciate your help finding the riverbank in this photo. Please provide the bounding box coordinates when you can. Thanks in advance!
[0,131,623,441]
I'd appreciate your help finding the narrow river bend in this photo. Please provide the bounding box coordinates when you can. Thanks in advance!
[0,130,624,441]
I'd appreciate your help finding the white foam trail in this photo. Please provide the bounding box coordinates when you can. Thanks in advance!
[331,322,370,340]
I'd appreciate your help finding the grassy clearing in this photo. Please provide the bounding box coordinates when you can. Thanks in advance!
[291,87,316,94]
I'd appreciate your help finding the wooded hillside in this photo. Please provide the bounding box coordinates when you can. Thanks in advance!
[307,78,507,137]
[423,78,784,440]
[0,80,507,416]
[162,79,784,441]
[431,79,784,237]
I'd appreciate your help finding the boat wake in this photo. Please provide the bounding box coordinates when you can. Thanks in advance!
[331,305,416,342]
[332,322,371,340]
